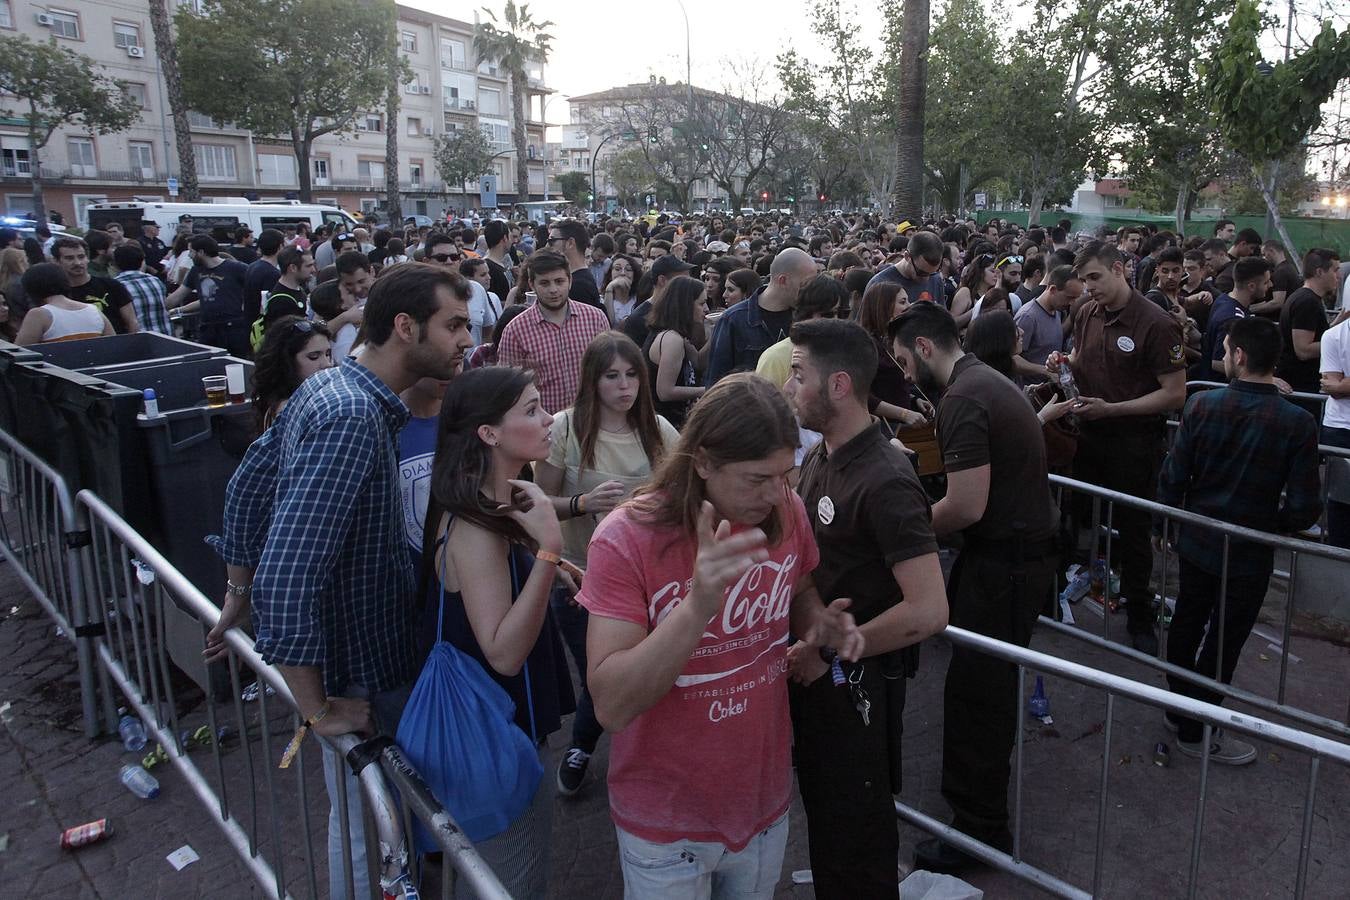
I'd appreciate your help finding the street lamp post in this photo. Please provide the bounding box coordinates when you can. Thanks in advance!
[591,131,622,214]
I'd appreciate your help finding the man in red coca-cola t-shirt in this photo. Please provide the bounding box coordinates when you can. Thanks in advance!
[579,375,863,898]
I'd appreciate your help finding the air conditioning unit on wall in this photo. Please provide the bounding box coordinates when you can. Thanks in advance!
[422,127,434,136]
[127,46,145,58]
[418,85,431,95]
[35,13,54,26]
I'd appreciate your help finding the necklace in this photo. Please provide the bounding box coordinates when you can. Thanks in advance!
[599,422,632,434]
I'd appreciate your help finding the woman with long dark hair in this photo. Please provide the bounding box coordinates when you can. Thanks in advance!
[643,274,707,428]
[419,365,574,897]
[856,281,929,427]
[601,253,642,324]
[249,315,332,432]
[700,255,740,311]
[535,331,679,794]
[950,252,996,326]
[963,308,1019,380]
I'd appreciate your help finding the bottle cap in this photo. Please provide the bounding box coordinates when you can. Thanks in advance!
[143,388,157,400]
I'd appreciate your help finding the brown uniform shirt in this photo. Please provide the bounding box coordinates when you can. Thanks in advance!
[937,355,1057,544]
[1071,289,1185,429]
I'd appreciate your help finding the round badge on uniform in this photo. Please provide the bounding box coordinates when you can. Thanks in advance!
[1117,336,1136,353]
[817,495,835,525]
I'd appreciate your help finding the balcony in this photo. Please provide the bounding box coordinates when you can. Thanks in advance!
[444,97,478,113]
[17,166,165,185]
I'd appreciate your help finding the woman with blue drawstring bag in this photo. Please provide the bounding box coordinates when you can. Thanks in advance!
[396,366,575,898]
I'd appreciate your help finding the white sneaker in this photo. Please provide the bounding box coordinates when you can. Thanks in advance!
[1176,731,1256,766]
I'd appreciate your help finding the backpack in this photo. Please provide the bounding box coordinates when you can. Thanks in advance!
[249,289,305,352]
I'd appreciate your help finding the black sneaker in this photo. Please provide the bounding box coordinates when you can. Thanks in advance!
[557,747,591,796]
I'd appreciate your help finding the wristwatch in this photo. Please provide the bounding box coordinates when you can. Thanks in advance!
[225,579,253,599]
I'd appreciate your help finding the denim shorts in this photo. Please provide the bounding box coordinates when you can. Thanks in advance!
[614,811,789,899]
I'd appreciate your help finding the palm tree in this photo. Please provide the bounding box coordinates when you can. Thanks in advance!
[474,2,553,204]
[893,0,929,221]
[148,0,200,200]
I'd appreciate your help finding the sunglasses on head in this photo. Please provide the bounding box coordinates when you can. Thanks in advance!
[335,232,355,242]
[292,319,315,334]
[996,255,1024,268]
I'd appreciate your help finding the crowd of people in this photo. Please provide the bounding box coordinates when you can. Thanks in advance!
[6,204,1347,897]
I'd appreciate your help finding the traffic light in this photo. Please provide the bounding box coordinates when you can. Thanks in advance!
[819,193,826,202]
[648,127,658,144]
[761,191,769,200]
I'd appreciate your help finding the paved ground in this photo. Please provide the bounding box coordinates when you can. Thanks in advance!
[2,555,1348,899]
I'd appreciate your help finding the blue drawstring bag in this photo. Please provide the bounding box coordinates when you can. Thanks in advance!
[396,539,543,850]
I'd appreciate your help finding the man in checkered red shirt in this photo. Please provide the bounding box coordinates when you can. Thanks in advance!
[498,250,610,413]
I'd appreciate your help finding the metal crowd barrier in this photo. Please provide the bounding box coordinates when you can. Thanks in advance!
[1046,474,1350,742]
[895,625,1350,900]
[0,428,107,738]
[74,488,512,900]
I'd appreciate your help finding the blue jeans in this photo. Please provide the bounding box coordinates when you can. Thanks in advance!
[1321,426,1350,549]
[615,812,789,900]
[549,585,603,753]
[320,682,412,900]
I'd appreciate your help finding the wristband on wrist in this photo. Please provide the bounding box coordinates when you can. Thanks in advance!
[535,549,562,566]
[280,700,330,769]
[225,579,252,598]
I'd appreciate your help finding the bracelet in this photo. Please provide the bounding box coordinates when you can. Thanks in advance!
[225,579,253,598]
[535,549,563,567]
[568,494,580,517]
[279,700,329,769]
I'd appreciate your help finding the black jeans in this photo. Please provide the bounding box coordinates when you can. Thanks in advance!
[1321,426,1350,550]
[199,320,253,359]
[1165,557,1272,743]
[792,657,904,900]
[940,547,1056,841]
[1073,425,1166,633]
[549,585,603,753]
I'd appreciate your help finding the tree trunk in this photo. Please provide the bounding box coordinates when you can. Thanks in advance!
[384,73,402,225]
[148,0,199,201]
[27,122,45,225]
[1027,186,1046,226]
[892,0,929,222]
[1173,181,1188,236]
[296,132,313,202]
[511,70,529,202]
[1254,165,1298,262]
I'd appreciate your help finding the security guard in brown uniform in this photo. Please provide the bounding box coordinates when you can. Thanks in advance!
[1051,240,1186,654]
[888,303,1058,872]
[783,319,949,898]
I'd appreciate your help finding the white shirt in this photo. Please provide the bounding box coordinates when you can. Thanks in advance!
[466,280,501,346]
[1319,318,1350,430]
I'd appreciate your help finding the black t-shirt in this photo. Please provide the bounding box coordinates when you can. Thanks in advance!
[187,259,250,325]
[798,423,937,627]
[138,236,168,273]
[937,355,1057,543]
[243,258,281,322]
[621,298,653,347]
[261,282,309,326]
[1263,260,1303,319]
[569,267,603,309]
[228,244,259,264]
[760,306,792,344]
[368,247,390,269]
[1277,287,1328,392]
[486,257,512,301]
[67,275,134,334]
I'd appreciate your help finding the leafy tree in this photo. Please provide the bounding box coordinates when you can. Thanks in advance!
[176,0,399,202]
[147,0,199,200]
[590,90,703,210]
[0,34,140,222]
[1203,0,1350,256]
[475,3,553,202]
[433,126,495,209]
[894,0,930,220]
[779,0,901,217]
[690,63,799,213]
[603,146,655,208]
[555,171,591,206]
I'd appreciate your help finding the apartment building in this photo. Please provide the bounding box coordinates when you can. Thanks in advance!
[0,1,553,226]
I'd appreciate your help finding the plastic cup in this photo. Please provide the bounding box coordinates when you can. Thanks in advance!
[225,364,246,403]
[202,375,227,408]
[525,291,537,305]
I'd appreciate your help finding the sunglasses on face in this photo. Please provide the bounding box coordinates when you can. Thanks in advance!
[430,252,459,262]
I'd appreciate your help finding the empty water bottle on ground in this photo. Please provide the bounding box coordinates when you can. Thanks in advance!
[117,713,146,752]
[1089,557,1107,602]
[119,764,160,799]
[1028,675,1050,719]
[1060,564,1091,605]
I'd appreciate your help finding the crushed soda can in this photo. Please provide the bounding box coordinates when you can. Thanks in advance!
[61,818,113,850]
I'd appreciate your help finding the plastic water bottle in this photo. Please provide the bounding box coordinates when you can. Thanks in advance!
[1028,675,1050,719]
[1057,366,1081,402]
[1059,565,1091,606]
[119,764,160,799]
[1089,557,1107,602]
[117,713,147,752]
[142,388,160,418]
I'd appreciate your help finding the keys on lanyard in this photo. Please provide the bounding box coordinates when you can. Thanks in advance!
[847,663,871,727]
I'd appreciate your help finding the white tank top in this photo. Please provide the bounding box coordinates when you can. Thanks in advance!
[41,303,106,342]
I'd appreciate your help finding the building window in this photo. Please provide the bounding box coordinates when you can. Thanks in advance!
[439,38,466,70]
[67,137,96,177]
[0,1,13,29]
[113,21,140,49]
[357,159,385,183]
[188,110,221,128]
[193,143,237,181]
[400,30,417,52]
[258,153,295,185]
[47,8,80,39]
[357,114,383,133]
[125,83,149,109]
[1,137,31,177]
[478,88,501,116]
[409,163,422,187]
[360,197,378,214]
[129,141,154,177]
[312,157,330,186]
[480,121,510,151]
[405,73,425,95]
[407,117,423,137]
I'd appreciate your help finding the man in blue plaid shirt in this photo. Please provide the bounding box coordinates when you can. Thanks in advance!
[113,243,173,334]
[1158,316,1321,765]
[213,262,473,898]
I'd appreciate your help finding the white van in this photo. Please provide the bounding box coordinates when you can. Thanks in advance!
[85,199,359,244]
